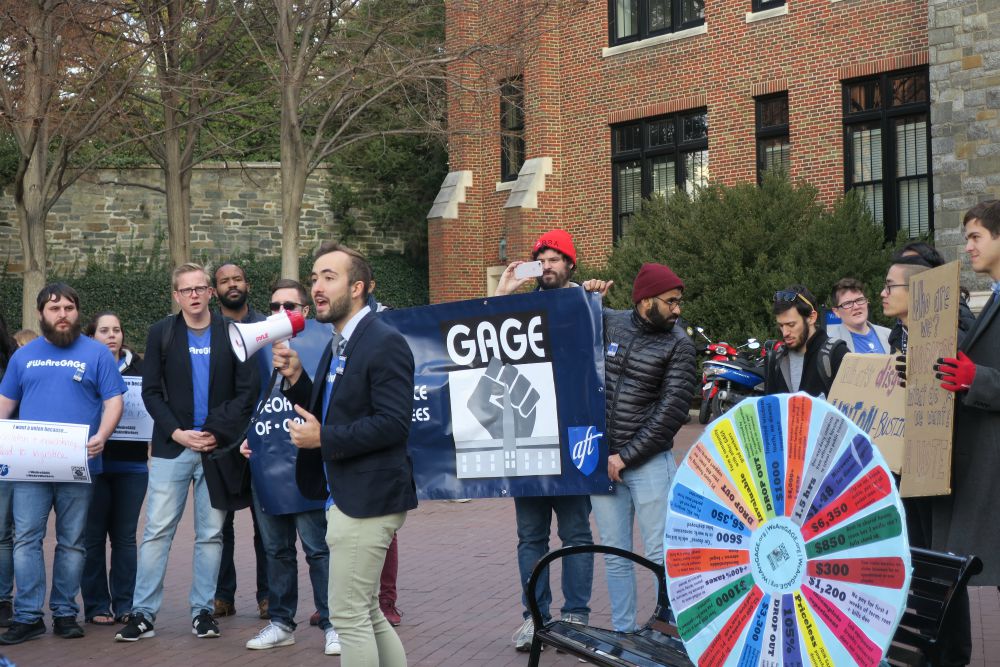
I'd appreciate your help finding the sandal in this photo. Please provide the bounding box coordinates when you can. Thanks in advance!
[87,614,116,625]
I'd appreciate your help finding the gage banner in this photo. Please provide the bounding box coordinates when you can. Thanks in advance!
[381,288,610,499]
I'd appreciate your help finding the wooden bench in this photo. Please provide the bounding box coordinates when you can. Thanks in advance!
[526,544,981,667]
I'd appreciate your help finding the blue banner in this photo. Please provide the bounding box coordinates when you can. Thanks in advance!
[381,288,610,499]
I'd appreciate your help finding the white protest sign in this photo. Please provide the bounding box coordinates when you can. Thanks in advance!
[112,376,153,441]
[0,419,91,483]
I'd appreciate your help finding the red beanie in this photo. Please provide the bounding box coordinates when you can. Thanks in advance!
[631,263,684,304]
[532,229,577,266]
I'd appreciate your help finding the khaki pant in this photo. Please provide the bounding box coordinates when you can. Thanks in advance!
[327,506,407,667]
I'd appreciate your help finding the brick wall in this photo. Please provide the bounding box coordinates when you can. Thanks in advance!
[435,0,928,303]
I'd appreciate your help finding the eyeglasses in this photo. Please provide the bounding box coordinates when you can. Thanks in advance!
[269,301,304,312]
[177,286,210,297]
[653,296,683,309]
[774,290,816,312]
[836,297,868,309]
[883,283,908,292]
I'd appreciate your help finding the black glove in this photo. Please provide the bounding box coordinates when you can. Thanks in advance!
[895,353,906,388]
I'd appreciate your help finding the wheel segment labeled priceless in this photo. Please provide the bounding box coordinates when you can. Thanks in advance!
[663,392,910,667]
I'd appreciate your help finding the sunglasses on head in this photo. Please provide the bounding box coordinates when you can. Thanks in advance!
[774,290,816,312]
[269,301,304,312]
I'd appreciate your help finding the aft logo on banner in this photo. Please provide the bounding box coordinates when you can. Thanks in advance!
[442,310,561,479]
[568,426,602,476]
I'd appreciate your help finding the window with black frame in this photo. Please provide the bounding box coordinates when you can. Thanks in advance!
[609,0,705,46]
[843,68,931,240]
[752,0,785,12]
[611,110,708,240]
[756,93,790,182]
[500,78,525,182]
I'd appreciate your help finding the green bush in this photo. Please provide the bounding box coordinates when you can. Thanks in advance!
[0,252,429,352]
[591,174,892,344]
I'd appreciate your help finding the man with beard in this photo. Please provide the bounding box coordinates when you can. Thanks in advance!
[211,262,269,621]
[116,263,256,643]
[272,242,417,665]
[764,285,847,398]
[494,229,596,651]
[0,284,126,644]
[591,263,697,632]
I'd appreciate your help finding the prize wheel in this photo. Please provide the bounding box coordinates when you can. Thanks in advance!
[663,393,910,667]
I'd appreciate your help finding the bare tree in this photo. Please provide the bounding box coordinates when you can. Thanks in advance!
[0,0,147,328]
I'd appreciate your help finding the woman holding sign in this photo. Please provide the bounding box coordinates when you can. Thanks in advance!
[81,312,147,626]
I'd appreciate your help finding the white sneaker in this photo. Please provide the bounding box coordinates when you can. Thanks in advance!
[324,627,342,655]
[246,623,295,650]
[512,617,536,652]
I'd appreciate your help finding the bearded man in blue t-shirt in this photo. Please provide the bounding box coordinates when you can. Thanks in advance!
[0,283,127,645]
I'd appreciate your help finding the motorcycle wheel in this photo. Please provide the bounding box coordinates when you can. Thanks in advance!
[698,398,712,424]
[711,391,737,419]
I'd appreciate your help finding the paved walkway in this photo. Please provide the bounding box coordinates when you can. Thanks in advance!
[3,421,999,666]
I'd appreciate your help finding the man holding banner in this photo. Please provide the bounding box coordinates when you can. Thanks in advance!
[0,284,126,644]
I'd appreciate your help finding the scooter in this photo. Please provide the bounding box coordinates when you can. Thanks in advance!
[695,328,764,423]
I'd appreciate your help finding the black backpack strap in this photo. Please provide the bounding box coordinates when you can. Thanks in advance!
[818,337,847,387]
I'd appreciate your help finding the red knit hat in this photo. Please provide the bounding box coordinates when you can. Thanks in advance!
[631,263,684,304]
[532,229,577,266]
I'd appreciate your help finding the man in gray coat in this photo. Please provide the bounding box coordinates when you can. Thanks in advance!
[927,200,1000,666]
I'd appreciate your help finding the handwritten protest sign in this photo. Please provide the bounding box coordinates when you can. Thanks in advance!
[0,419,91,483]
[829,353,906,473]
[111,376,153,441]
[901,262,959,497]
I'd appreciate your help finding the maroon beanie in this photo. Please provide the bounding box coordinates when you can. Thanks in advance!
[631,263,684,304]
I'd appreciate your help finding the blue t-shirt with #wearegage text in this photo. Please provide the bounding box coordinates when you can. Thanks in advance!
[188,328,212,430]
[850,328,885,354]
[0,335,127,475]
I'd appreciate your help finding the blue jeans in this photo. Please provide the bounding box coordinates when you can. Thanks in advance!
[591,451,677,632]
[81,470,148,619]
[131,449,225,621]
[11,481,93,623]
[216,505,268,605]
[514,495,593,623]
[0,484,13,602]
[252,489,330,631]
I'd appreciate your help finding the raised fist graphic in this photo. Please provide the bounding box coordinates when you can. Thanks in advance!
[468,357,539,439]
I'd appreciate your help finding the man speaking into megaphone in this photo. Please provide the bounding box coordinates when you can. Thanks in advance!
[271,242,417,665]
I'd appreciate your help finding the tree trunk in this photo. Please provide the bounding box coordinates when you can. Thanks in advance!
[163,129,191,270]
[279,57,306,280]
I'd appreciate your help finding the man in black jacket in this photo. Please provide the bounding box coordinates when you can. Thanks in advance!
[591,263,697,632]
[116,263,256,643]
[764,285,847,398]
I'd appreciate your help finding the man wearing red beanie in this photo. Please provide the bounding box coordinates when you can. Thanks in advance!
[591,262,697,632]
[494,229,596,652]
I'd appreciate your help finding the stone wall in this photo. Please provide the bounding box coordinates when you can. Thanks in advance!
[0,163,405,274]
[929,0,1000,290]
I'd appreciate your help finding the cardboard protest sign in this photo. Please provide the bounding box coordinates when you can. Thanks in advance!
[828,354,906,473]
[901,262,960,497]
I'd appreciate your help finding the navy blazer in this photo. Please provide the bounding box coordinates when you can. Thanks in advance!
[286,311,418,519]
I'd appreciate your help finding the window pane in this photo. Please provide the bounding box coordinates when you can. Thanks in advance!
[846,80,881,114]
[649,0,671,31]
[896,117,927,177]
[681,0,704,24]
[502,135,524,181]
[891,72,928,107]
[616,161,642,215]
[759,96,788,129]
[898,178,929,238]
[850,125,883,183]
[651,156,677,198]
[614,124,641,154]
[682,112,708,141]
[500,80,523,131]
[855,183,885,224]
[616,0,639,39]
[684,150,708,192]
[760,138,790,175]
[648,118,675,148]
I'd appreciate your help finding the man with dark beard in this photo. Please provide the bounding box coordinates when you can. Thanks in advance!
[591,263,697,632]
[764,285,847,398]
[210,261,269,621]
[0,283,126,644]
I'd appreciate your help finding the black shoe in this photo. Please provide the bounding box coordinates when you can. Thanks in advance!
[192,609,219,638]
[0,619,46,645]
[115,614,155,642]
[0,601,11,628]
[53,616,85,639]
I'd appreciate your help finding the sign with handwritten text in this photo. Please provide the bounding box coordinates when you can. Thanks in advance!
[901,262,959,497]
[0,419,91,483]
[111,376,153,442]
[829,353,906,473]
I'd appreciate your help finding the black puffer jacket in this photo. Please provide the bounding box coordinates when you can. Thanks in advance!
[604,308,697,468]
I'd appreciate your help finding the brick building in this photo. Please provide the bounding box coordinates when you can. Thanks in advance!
[429,0,932,303]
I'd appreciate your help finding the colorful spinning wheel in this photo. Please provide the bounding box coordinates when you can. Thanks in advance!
[664,393,910,667]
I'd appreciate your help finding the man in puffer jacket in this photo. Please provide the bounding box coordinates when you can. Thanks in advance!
[592,263,697,632]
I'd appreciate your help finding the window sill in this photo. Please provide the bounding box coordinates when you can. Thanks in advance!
[602,24,708,58]
[746,5,788,23]
[495,180,515,192]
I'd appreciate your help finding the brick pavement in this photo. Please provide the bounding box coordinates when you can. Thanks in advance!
[3,420,998,666]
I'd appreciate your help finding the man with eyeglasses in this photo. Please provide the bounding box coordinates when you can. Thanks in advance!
[117,263,256,643]
[591,262,697,633]
[880,258,933,354]
[764,285,847,398]
[826,278,891,354]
